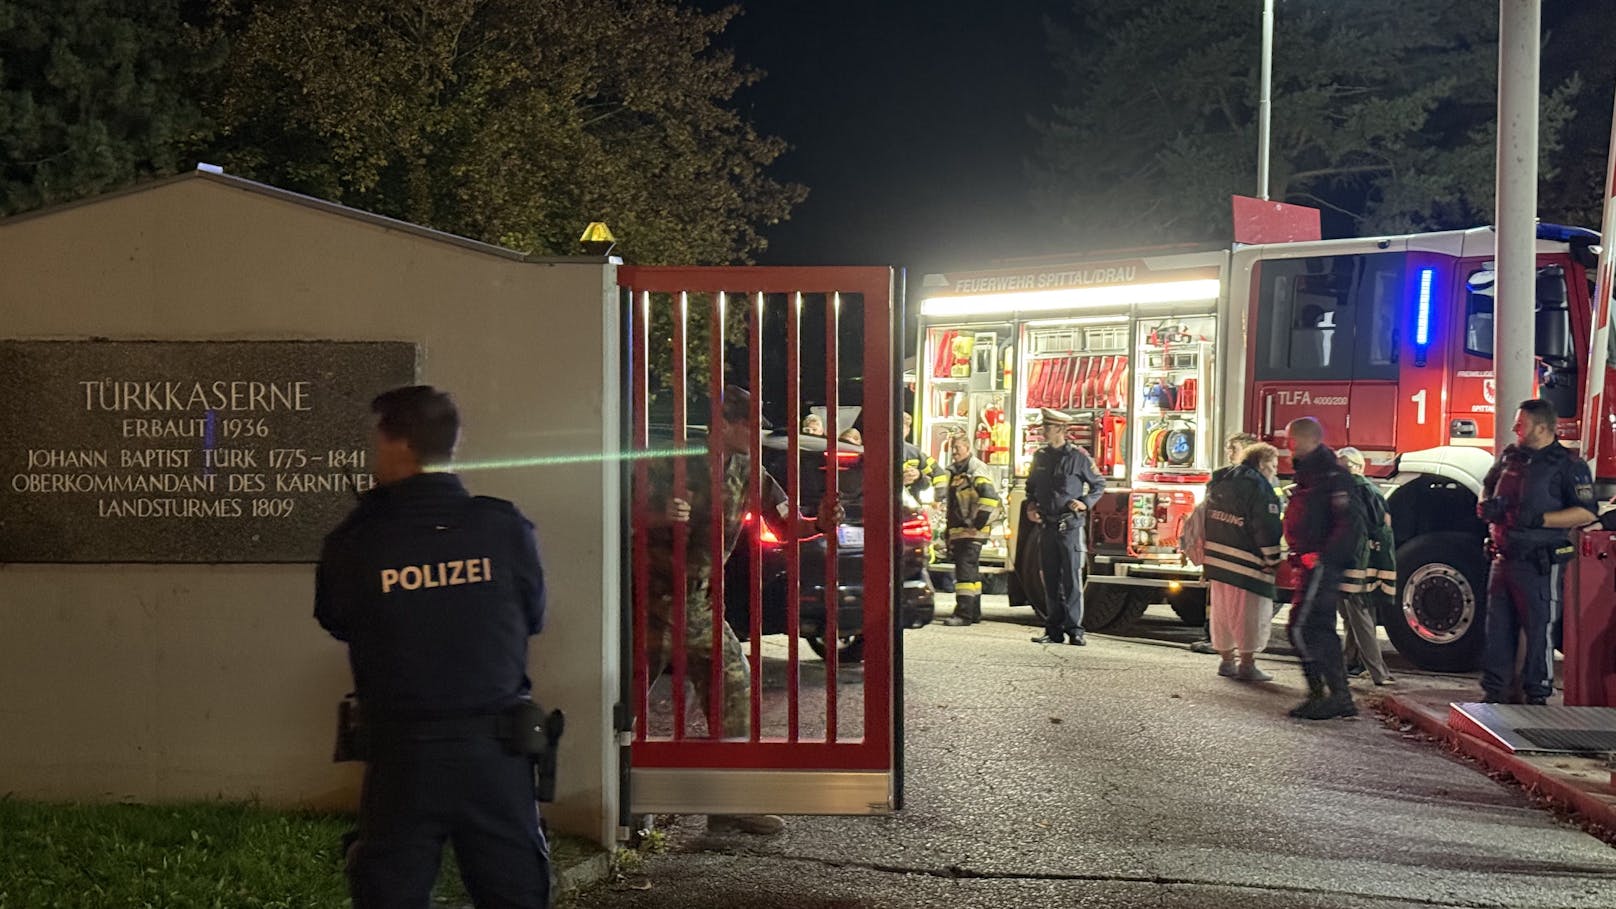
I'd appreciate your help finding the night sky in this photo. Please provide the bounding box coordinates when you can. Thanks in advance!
[705,1,1063,280]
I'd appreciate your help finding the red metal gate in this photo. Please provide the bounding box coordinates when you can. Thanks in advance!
[620,266,900,816]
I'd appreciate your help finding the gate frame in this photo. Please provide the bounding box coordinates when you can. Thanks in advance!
[616,266,904,817]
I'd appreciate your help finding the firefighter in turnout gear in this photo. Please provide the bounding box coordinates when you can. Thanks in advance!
[1026,409,1107,645]
[941,432,1001,626]
[1281,417,1366,721]
[1477,399,1597,705]
[902,411,946,503]
[1336,447,1396,686]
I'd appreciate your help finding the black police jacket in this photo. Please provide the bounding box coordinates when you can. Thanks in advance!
[1281,444,1364,570]
[1026,443,1106,539]
[1483,441,1597,556]
[315,472,546,719]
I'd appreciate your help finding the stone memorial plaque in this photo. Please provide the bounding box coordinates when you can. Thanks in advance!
[0,341,418,562]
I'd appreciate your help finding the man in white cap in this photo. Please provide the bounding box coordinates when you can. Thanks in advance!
[1337,447,1395,685]
[1025,408,1107,645]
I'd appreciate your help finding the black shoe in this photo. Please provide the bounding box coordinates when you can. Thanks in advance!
[1345,664,1367,679]
[1067,635,1086,646]
[1294,695,1358,721]
[1526,697,1548,706]
[1032,634,1064,644]
[941,615,972,626]
[1189,640,1217,654]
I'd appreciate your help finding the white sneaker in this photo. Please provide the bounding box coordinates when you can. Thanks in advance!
[1236,663,1274,682]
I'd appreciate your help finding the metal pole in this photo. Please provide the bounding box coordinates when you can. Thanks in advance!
[1257,0,1274,200]
[1493,0,1540,454]
[1578,84,1616,469]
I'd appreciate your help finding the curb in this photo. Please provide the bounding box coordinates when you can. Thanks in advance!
[1379,693,1616,836]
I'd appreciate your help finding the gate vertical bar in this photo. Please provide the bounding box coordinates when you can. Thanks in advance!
[786,292,802,742]
[823,292,840,741]
[884,269,905,806]
[747,292,765,739]
[707,293,727,737]
[631,290,651,741]
[670,291,689,740]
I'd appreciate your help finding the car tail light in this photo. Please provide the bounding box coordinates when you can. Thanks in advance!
[744,511,816,545]
[900,516,930,540]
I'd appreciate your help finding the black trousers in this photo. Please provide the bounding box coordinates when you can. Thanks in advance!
[1039,519,1086,639]
[1482,558,1555,702]
[349,735,551,909]
[950,537,985,621]
[1287,563,1349,698]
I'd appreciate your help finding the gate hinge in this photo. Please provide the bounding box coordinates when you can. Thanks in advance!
[613,701,633,733]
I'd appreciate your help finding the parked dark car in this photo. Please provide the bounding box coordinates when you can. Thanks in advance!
[722,431,935,663]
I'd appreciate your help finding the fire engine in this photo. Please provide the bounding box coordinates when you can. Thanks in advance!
[916,223,1616,672]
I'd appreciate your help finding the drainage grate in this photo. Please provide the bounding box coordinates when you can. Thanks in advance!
[1448,703,1616,754]
[1513,728,1616,752]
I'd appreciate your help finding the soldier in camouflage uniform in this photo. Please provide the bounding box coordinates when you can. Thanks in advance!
[643,385,840,835]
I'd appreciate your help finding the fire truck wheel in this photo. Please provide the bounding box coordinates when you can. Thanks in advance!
[807,634,865,664]
[1383,532,1487,673]
[1083,583,1149,632]
[1167,587,1208,627]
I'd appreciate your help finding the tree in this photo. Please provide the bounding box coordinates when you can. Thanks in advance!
[0,0,220,215]
[1032,0,1579,247]
[202,0,804,266]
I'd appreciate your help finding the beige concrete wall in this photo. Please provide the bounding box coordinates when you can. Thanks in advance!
[0,175,622,846]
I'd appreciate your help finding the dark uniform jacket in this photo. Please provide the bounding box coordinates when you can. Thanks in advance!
[1202,464,1283,599]
[945,455,1002,542]
[1483,441,1597,559]
[1026,443,1106,548]
[1282,444,1364,571]
[903,440,947,502]
[315,472,545,719]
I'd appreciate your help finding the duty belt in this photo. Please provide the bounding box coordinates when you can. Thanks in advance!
[368,713,505,742]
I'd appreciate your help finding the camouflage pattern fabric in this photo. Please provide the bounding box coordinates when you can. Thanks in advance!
[644,579,750,739]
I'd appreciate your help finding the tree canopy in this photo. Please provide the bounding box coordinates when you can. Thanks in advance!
[201,0,802,264]
[0,0,803,266]
[1033,0,1584,247]
[0,0,219,215]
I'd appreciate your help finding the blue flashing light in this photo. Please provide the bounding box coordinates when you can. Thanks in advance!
[1536,223,1600,243]
[1415,267,1434,347]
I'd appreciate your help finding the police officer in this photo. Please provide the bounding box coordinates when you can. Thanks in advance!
[1026,408,1106,645]
[940,432,1002,626]
[1281,416,1365,720]
[1477,398,1597,705]
[315,385,551,909]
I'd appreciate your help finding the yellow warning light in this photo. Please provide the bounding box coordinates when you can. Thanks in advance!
[579,221,616,243]
[1168,581,1182,593]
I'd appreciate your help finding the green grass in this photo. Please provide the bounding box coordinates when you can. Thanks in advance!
[0,800,493,909]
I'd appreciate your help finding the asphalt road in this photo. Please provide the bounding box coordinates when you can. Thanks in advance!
[579,597,1616,908]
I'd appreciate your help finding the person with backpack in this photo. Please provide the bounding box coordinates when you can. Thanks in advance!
[1196,442,1284,681]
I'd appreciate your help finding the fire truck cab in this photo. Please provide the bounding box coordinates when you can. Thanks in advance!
[1229,223,1613,671]
[919,222,1616,672]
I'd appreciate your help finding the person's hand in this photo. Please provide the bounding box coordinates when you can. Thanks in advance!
[666,497,691,523]
[902,466,920,485]
[1026,510,1042,524]
[815,497,845,534]
[1069,500,1087,513]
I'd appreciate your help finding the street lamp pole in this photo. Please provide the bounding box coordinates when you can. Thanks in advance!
[1257,0,1274,200]
[1494,0,1541,453]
